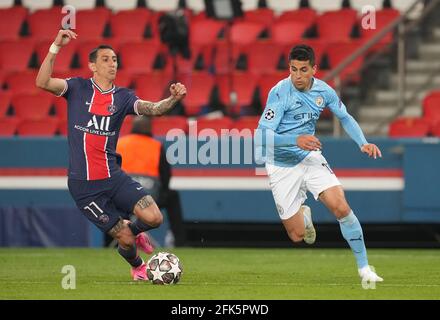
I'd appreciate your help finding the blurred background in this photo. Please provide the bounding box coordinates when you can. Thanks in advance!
[0,0,439,249]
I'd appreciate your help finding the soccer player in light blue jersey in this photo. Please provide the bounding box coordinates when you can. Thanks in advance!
[257,45,383,284]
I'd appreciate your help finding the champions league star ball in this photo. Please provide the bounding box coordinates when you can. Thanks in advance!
[146,252,183,285]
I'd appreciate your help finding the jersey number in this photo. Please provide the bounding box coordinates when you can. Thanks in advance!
[84,201,103,218]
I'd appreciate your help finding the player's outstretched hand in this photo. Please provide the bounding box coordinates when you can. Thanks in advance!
[361,143,382,159]
[170,83,187,101]
[54,29,77,47]
[297,135,322,151]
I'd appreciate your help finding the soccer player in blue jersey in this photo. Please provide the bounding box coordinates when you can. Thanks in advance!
[257,44,383,284]
[36,29,187,280]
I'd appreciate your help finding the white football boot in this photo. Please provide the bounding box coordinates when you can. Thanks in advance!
[302,205,316,245]
[358,265,384,283]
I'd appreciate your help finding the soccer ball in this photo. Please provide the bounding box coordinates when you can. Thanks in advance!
[146,252,183,285]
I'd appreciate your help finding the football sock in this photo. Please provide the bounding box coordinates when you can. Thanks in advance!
[338,211,368,269]
[128,219,155,236]
[118,245,143,268]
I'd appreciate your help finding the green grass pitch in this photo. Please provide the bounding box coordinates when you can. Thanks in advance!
[0,248,439,300]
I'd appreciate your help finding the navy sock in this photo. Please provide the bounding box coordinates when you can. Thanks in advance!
[117,245,143,268]
[128,219,155,236]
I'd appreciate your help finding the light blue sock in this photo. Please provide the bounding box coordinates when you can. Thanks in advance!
[338,211,368,269]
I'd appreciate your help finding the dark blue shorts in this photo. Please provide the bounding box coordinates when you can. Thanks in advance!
[68,171,149,233]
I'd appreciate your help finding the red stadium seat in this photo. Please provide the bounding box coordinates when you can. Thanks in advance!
[11,92,54,120]
[359,9,400,52]
[53,97,67,120]
[178,72,215,116]
[17,117,59,136]
[216,73,260,114]
[192,117,234,136]
[35,40,77,72]
[242,8,275,28]
[276,8,317,27]
[113,70,134,88]
[118,41,161,74]
[0,117,19,136]
[5,71,39,95]
[388,117,430,137]
[326,40,365,83]
[212,42,242,74]
[0,6,27,40]
[422,91,440,127]
[110,9,152,42]
[431,123,440,137]
[270,21,309,46]
[152,116,188,137]
[316,9,358,42]
[189,19,225,46]
[58,119,68,136]
[0,40,34,72]
[0,91,12,117]
[257,71,286,104]
[231,21,266,46]
[245,41,284,75]
[231,116,260,137]
[27,7,64,41]
[176,45,214,74]
[74,8,111,41]
[134,72,172,102]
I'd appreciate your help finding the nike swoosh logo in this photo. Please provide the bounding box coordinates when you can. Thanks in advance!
[136,187,143,190]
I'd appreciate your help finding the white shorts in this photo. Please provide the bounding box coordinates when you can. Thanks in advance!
[266,151,341,220]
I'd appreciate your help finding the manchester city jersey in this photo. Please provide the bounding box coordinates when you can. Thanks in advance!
[60,77,140,180]
[257,76,367,167]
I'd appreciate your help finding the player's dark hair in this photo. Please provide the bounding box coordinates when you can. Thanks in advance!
[89,45,116,63]
[289,45,315,66]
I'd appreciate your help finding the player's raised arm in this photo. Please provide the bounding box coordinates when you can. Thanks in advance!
[36,29,77,95]
[136,83,186,116]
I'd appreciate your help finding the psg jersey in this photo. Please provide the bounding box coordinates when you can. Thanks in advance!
[60,77,140,181]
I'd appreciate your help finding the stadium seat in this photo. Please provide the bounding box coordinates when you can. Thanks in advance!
[5,70,39,95]
[212,42,242,74]
[422,91,440,126]
[257,71,286,104]
[113,70,133,88]
[216,72,260,114]
[0,117,18,136]
[359,9,400,52]
[27,7,64,41]
[74,8,111,41]
[276,8,317,28]
[58,119,68,136]
[326,40,365,83]
[11,92,54,120]
[301,39,330,69]
[270,21,309,46]
[134,72,172,102]
[0,40,34,72]
[152,116,188,137]
[192,117,234,136]
[242,8,275,28]
[53,97,67,120]
[231,116,260,136]
[316,9,358,42]
[118,41,162,74]
[430,123,440,137]
[266,0,301,13]
[178,71,215,116]
[190,19,225,46]
[0,6,27,40]
[63,0,97,10]
[176,45,214,74]
[35,40,77,73]
[0,91,12,117]
[22,0,54,11]
[105,0,137,11]
[231,21,266,46]
[110,9,152,42]
[17,117,59,136]
[245,41,284,75]
[388,117,430,137]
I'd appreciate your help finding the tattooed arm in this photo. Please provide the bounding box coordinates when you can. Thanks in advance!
[136,82,187,116]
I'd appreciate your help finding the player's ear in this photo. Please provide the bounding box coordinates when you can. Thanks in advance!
[88,62,97,73]
[312,64,317,76]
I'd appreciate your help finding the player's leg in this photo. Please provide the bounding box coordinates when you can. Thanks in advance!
[319,186,383,282]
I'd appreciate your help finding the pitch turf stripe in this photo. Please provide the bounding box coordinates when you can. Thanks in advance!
[0,176,404,191]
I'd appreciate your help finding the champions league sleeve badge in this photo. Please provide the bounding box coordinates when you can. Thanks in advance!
[264,109,275,120]
[107,104,117,113]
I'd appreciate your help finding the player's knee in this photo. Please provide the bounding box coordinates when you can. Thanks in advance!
[332,202,351,219]
[148,207,163,227]
[287,230,304,243]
